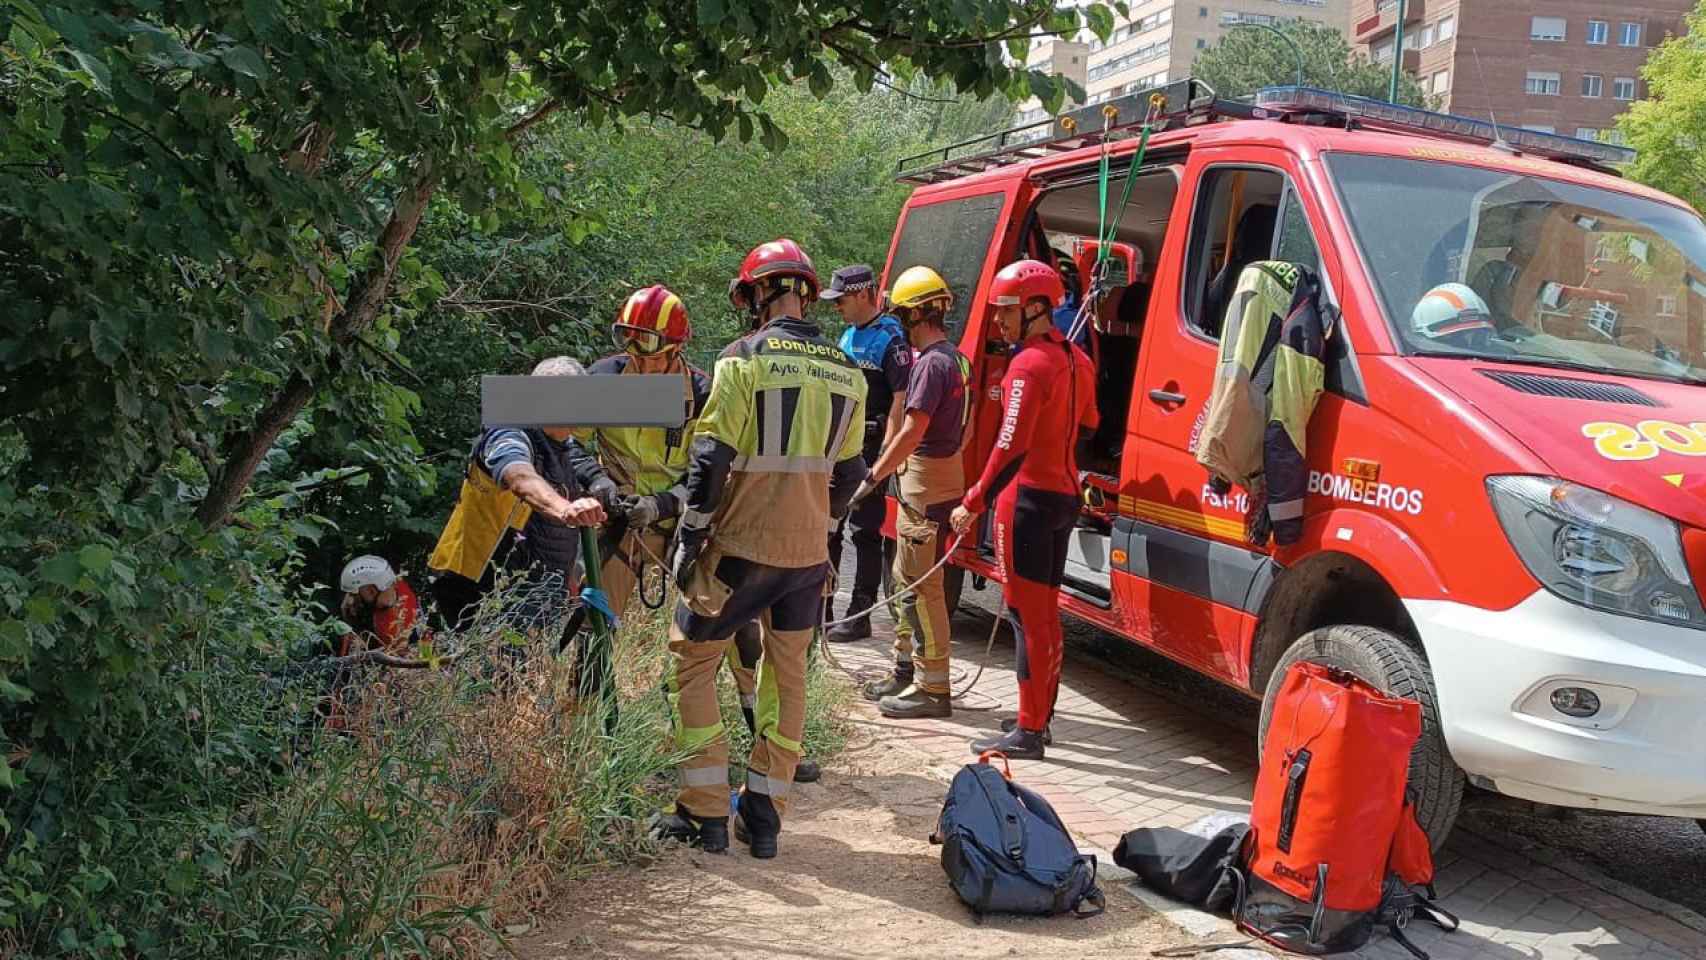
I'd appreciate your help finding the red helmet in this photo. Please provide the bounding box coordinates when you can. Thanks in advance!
[732,239,820,309]
[988,259,1066,311]
[614,285,690,354]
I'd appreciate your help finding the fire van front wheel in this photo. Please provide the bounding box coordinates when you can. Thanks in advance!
[1258,625,1466,851]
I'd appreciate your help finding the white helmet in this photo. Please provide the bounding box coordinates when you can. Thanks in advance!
[339,555,397,594]
[1411,283,1494,343]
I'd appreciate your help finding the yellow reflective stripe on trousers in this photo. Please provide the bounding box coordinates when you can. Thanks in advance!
[746,769,792,798]
[754,662,803,755]
[677,720,725,752]
[682,765,729,787]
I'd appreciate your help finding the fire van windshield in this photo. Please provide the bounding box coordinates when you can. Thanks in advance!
[1328,153,1706,385]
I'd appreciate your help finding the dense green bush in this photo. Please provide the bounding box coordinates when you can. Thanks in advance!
[0,0,1096,952]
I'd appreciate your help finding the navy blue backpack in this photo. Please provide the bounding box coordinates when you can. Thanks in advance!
[930,753,1106,918]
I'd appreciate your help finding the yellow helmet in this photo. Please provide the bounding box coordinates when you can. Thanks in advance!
[888,265,953,310]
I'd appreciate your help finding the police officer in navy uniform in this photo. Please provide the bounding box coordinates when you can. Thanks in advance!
[820,265,909,641]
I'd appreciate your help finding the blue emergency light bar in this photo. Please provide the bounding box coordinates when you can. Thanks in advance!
[1252,86,1637,168]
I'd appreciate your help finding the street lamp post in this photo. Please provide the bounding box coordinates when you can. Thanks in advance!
[1231,22,1304,89]
[1388,0,1407,102]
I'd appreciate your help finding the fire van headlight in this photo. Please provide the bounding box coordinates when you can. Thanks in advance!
[1488,476,1706,630]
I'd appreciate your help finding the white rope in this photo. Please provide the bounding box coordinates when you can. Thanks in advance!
[820,531,966,628]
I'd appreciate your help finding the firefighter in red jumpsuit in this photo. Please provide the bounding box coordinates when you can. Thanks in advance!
[950,260,1097,761]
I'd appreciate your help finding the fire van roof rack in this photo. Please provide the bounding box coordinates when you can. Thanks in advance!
[1252,86,1637,170]
[895,78,1247,186]
[895,79,1638,187]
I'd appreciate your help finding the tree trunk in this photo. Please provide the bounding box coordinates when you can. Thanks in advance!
[194,157,439,528]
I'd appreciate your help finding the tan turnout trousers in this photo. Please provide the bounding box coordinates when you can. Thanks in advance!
[889,454,964,695]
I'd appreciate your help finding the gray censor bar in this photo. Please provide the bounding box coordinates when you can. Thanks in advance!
[480,374,690,429]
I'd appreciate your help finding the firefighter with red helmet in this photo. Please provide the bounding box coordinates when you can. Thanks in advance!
[949,259,1098,761]
[572,285,706,620]
[654,239,868,858]
[571,285,820,784]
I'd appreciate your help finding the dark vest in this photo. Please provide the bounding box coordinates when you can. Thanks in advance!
[471,428,582,581]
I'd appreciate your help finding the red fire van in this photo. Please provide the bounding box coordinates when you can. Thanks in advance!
[883,80,1706,844]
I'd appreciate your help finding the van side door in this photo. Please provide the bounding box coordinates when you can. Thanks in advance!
[1122,147,1326,686]
[881,179,1031,546]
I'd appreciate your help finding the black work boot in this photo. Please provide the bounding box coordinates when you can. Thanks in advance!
[970,726,1046,761]
[879,686,952,719]
[650,806,730,853]
[862,668,914,702]
[733,790,781,859]
[1001,716,1054,745]
[826,595,875,642]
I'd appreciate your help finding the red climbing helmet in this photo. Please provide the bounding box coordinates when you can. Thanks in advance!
[731,238,820,310]
[614,284,691,354]
[988,259,1066,312]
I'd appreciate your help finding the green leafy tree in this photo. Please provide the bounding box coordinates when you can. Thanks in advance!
[1619,0,1706,213]
[1193,19,1430,105]
[0,1,1128,952]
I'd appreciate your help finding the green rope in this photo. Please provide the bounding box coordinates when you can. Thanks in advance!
[1095,122,1153,277]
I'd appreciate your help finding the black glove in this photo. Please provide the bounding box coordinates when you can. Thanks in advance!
[619,494,659,529]
[850,475,881,506]
[671,528,708,593]
[588,476,621,510]
[619,491,682,530]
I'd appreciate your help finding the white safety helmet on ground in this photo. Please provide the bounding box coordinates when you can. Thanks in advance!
[1411,283,1495,345]
[339,555,397,594]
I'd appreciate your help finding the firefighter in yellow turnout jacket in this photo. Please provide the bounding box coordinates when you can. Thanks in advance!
[655,239,867,858]
[574,286,820,783]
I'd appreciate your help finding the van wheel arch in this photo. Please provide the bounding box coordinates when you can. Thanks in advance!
[1248,551,1422,695]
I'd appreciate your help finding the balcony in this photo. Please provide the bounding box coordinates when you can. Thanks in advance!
[1355,0,1425,44]
[1371,48,1423,76]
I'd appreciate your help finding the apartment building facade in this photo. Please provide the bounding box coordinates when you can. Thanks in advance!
[1349,0,1692,142]
[1015,0,1349,128]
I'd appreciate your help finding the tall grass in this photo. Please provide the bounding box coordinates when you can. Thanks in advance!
[205,580,851,957]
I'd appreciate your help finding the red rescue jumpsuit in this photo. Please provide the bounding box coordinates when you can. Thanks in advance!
[963,328,1098,731]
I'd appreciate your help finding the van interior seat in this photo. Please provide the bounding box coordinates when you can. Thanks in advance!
[1204,203,1280,337]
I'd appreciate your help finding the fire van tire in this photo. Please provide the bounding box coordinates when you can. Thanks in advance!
[1258,625,1466,852]
[943,564,965,619]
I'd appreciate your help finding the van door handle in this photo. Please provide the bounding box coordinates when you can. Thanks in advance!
[1148,388,1187,406]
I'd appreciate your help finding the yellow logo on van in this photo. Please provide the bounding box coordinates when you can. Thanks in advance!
[1582,420,1706,461]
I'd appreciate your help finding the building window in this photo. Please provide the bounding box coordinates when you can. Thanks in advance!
[1581,73,1602,98]
[1613,76,1637,100]
[1432,69,1450,92]
[1522,124,1556,134]
[1575,126,1600,140]
[1200,5,1209,16]
[1420,23,1436,47]
[1087,39,1172,81]
[1657,295,1678,317]
[1530,17,1566,42]
[1586,19,1608,44]
[1222,11,1277,26]
[1374,39,1394,63]
[1525,71,1561,95]
[1438,16,1455,41]
[1587,301,1622,339]
[1197,37,1207,48]
[1619,22,1642,46]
